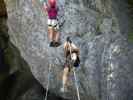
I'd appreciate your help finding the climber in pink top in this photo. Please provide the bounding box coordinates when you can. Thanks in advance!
[32,0,60,47]
[43,0,60,47]
[44,0,58,19]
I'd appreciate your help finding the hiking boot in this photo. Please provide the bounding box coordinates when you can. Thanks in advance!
[54,42,61,47]
[49,41,54,47]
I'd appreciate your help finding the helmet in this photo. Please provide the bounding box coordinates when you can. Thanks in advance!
[48,0,56,7]
[66,36,72,43]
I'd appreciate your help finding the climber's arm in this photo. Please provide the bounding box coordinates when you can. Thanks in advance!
[42,2,48,15]
[64,42,68,58]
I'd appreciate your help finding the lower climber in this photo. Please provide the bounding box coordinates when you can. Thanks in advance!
[60,37,80,92]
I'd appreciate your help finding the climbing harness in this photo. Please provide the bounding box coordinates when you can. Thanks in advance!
[44,63,52,100]
[44,48,58,100]
[69,43,81,100]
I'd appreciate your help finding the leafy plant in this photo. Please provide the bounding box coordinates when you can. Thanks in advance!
[128,32,133,42]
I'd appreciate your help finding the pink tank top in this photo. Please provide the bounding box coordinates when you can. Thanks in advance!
[48,7,58,19]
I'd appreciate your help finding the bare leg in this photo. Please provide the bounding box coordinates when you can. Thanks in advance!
[48,27,54,42]
[54,30,60,43]
[62,67,69,90]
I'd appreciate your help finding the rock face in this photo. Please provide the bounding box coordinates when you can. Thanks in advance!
[5,0,133,100]
[0,1,68,100]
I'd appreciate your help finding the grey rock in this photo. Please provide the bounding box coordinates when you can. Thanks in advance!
[5,0,133,100]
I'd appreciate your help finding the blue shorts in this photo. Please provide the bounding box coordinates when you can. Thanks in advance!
[73,62,79,68]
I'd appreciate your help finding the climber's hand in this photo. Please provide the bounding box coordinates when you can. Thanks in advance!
[43,2,48,16]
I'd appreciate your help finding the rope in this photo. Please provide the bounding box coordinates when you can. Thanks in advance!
[73,68,80,100]
[44,63,52,100]
[68,42,81,100]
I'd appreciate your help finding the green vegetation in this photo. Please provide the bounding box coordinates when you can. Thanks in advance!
[127,0,133,43]
[127,0,133,4]
[128,32,133,42]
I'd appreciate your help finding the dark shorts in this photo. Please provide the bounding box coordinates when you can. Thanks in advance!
[73,56,80,67]
[64,54,80,69]
[73,61,80,67]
